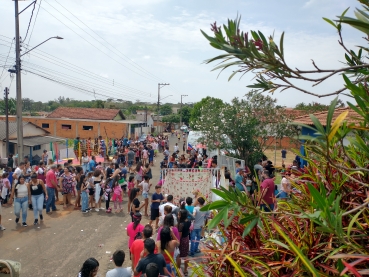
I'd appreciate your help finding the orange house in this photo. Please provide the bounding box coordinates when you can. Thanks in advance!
[0,107,145,140]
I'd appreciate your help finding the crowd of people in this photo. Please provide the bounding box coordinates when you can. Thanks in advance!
[0,129,301,276]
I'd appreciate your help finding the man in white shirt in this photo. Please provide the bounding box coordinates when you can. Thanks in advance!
[173,143,179,153]
[159,195,178,216]
[279,174,291,199]
[13,162,25,180]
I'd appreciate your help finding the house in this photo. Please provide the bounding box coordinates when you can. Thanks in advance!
[294,107,359,166]
[47,107,126,120]
[0,115,145,140]
[0,120,65,165]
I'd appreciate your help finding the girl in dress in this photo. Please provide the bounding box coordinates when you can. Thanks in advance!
[59,167,74,209]
[127,175,136,211]
[135,161,143,186]
[177,209,191,275]
[141,148,148,165]
[112,176,123,213]
[93,169,104,212]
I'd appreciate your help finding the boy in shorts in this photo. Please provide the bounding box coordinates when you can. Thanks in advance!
[149,186,164,229]
[139,176,151,217]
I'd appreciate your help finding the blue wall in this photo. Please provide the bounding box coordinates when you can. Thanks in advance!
[299,125,318,168]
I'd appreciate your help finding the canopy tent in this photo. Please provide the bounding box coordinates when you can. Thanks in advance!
[8,136,65,146]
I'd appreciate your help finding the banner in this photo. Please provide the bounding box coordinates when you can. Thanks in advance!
[160,168,220,202]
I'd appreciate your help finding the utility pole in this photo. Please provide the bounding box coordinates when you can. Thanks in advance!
[10,0,63,162]
[180,94,188,127]
[4,87,9,157]
[14,0,24,161]
[157,83,169,132]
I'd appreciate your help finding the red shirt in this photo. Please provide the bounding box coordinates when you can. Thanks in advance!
[46,170,57,188]
[130,239,144,277]
[260,178,275,205]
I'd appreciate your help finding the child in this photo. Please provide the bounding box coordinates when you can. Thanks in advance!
[86,172,95,209]
[185,197,194,219]
[127,176,135,211]
[80,175,89,213]
[149,185,164,229]
[112,177,123,213]
[138,176,150,217]
[105,179,113,213]
[274,185,280,198]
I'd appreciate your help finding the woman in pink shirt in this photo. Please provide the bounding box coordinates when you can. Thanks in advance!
[126,212,144,249]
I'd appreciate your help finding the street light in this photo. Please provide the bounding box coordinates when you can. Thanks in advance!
[12,0,64,161]
[21,36,63,57]
[157,83,170,131]
[160,95,173,101]
[180,94,188,126]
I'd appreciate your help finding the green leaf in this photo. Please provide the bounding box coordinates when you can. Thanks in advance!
[224,255,248,277]
[309,114,326,135]
[347,209,364,239]
[239,214,257,225]
[326,97,338,132]
[269,239,289,250]
[207,208,228,229]
[279,31,285,57]
[242,217,258,237]
[201,200,229,211]
[307,183,326,210]
[273,223,321,277]
[210,188,228,200]
[323,17,337,28]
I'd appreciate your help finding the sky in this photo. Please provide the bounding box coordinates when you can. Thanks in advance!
[0,0,364,107]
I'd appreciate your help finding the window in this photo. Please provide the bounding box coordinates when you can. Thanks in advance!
[33,145,41,151]
[61,124,72,130]
[42,123,49,128]
[82,125,93,130]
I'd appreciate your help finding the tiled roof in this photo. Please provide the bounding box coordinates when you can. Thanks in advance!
[284,108,309,118]
[294,107,360,126]
[0,121,43,141]
[47,107,125,120]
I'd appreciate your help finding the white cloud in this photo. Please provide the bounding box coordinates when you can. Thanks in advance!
[303,0,317,8]
[0,0,363,107]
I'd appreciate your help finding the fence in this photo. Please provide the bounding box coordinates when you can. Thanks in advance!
[160,168,223,202]
[218,155,245,177]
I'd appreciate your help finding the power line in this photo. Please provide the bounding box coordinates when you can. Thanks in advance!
[23,0,37,41]
[0,36,178,102]
[25,0,42,53]
[50,1,185,99]
[0,52,156,100]
[22,63,158,102]
[0,37,156,97]
[39,2,159,82]
[24,69,133,101]
[53,0,165,82]
[0,38,14,82]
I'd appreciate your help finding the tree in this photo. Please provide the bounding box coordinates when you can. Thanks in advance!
[190,96,224,128]
[177,105,193,125]
[294,99,345,113]
[192,91,294,166]
[0,98,16,115]
[160,103,172,115]
[195,2,369,276]
[162,114,180,123]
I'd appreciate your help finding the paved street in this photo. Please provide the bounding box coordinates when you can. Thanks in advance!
[0,134,181,277]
